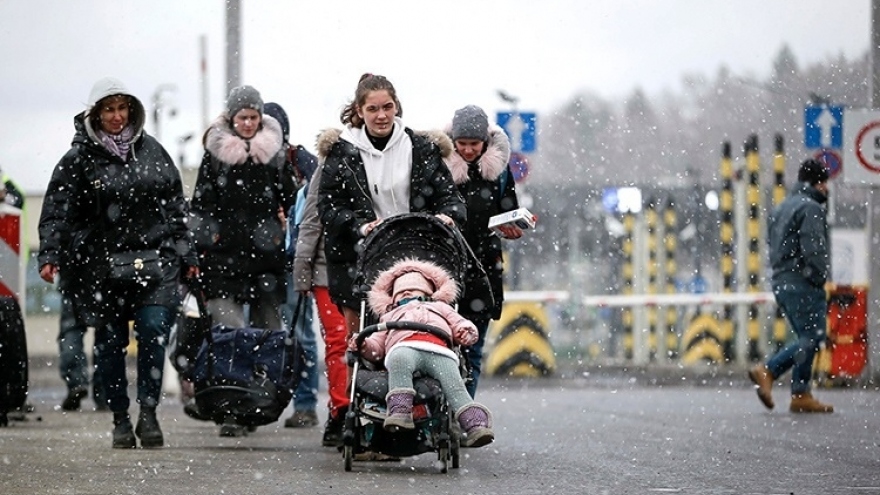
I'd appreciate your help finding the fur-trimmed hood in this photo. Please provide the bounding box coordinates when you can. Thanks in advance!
[368,258,459,316]
[203,113,283,165]
[315,126,453,163]
[442,124,510,185]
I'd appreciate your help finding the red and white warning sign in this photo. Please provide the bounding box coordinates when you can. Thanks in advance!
[0,203,25,302]
[843,109,880,185]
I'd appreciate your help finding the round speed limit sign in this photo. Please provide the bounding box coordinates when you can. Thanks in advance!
[843,110,880,185]
[855,121,880,172]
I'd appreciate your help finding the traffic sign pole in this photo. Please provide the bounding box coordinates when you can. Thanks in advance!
[869,0,880,385]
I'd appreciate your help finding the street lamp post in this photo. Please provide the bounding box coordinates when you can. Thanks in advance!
[177,133,194,168]
[152,84,178,145]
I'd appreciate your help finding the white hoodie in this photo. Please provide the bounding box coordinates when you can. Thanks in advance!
[339,117,413,220]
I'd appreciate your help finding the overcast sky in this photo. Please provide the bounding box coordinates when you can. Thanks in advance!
[0,0,870,192]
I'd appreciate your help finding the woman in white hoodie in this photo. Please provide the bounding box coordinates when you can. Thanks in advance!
[316,73,466,333]
[315,73,466,442]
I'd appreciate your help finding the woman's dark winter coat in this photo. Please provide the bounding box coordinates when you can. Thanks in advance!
[190,114,298,301]
[315,126,466,309]
[443,124,517,320]
[38,110,196,326]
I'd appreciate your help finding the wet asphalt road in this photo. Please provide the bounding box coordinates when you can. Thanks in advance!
[1,362,878,495]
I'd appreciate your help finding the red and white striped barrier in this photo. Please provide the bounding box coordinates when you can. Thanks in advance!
[505,290,776,307]
[0,204,25,303]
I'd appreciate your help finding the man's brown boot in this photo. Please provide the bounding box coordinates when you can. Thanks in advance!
[789,393,833,413]
[747,364,774,410]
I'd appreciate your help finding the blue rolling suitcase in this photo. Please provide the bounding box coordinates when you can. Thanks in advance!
[185,288,301,427]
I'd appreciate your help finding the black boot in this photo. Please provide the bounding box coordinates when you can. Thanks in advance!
[112,412,136,449]
[135,406,164,448]
[61,385,89,411]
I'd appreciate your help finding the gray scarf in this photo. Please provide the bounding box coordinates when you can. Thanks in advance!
[97,125,134,160]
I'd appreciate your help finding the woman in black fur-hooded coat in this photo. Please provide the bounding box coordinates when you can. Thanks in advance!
[189,85,298,330]
[443,105,521,397]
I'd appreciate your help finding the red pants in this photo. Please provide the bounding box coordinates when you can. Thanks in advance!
[313,286,349,418]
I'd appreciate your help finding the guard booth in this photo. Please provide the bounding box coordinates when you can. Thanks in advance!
[815,285,869,385]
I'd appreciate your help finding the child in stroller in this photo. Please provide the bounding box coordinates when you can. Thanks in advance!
[351,257,495,449]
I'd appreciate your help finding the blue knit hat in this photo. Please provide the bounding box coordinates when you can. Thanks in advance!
[263,102,290,141]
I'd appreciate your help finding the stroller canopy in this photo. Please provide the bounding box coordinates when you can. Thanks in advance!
[354,213,469,298]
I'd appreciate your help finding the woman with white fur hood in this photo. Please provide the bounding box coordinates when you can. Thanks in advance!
[442,105,523,398]
[350,257,495,448]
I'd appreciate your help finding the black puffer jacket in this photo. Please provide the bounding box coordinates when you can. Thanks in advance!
[443,124,517,320]
[316,126,466,265]
[190,114,297,300]
[38,111,195,325]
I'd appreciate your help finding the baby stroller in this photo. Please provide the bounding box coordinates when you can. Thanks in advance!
[343,213,480,473]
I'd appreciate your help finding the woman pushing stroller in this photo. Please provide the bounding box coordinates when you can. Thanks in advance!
[350,258,495,448]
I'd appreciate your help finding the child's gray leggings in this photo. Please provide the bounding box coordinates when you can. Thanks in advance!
[385,346,474,413]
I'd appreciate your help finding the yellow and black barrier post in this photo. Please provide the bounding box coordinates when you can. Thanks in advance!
[681,141,736,364]
[620,211,636,359]
[485,300,556,377]
[662,197,679,359]
[744,135,763,362]
[681,313,728,365]
[645,198,659,361]
[770,133,788,352]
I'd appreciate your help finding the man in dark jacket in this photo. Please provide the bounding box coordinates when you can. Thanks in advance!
[748,158,833,413]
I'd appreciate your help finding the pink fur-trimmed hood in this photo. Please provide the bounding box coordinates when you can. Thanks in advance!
[368,258,459,316]
[203,113,283,165]
[442,124,510,185]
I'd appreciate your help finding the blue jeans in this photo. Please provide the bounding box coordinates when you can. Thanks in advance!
[94,305,173,412]
[463,317,490,398]
[281,290,318,412]
[58,297,106,405]
[766,283,827,395]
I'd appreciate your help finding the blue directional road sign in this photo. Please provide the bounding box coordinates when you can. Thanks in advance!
[497,111,537,153]
[804,105,843,149]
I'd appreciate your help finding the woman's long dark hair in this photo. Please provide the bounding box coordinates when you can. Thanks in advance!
[339,73,403,128]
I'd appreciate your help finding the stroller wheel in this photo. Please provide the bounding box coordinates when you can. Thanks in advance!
[439,446,449,473]
[343,445,354,472]
[451,422,461,469]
